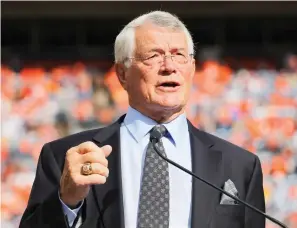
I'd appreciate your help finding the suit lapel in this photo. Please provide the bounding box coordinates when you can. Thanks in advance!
[89,115,125,228]
[188,122,224,228]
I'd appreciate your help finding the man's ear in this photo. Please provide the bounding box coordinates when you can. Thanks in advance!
[191,58,196,78]
[115,63,128,90]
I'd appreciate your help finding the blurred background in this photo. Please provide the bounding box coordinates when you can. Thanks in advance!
[1,1,297,228]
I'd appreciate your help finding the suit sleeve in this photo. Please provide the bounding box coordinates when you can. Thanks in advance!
[19,143,71,228]
[244,156,266,228]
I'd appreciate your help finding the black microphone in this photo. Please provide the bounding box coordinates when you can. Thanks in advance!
[150,136,288,228]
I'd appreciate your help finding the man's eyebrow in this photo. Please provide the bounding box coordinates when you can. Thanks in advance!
[172,48,187,53]
[145,48,187,53]
[146,48,165,53]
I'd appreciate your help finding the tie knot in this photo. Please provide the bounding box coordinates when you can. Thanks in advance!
[150,125,167,140]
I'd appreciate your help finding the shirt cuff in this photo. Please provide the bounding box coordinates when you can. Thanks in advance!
[58,192,84,227]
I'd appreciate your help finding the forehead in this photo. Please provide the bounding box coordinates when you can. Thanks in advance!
[134,24,188,53]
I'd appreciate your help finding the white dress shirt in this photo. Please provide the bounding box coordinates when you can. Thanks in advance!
[61,106,192,228]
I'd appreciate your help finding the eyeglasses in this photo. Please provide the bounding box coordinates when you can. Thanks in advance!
[127,53,194,66]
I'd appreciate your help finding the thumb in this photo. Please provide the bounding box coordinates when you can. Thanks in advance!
[101,145,112,158]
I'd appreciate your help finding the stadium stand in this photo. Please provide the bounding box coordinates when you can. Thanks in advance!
[1,54,297,227]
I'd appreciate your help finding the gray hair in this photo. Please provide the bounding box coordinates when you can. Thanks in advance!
[114,11,195,67]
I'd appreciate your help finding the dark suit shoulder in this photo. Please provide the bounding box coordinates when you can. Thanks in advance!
[188,122,257,163]
[190,127,259,178]
[45,127,106,162]
[205,131,257,162]
[203,130,261,183]
[199,130,262,196]
[45,115,124,165]
[50,128,101,147]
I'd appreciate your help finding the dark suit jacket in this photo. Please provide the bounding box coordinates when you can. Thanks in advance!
[20,115,265,228]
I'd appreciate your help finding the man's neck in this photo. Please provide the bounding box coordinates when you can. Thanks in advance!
[129,105,185,124]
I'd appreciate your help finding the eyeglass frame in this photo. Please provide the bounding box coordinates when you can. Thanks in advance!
[125,53,195,66]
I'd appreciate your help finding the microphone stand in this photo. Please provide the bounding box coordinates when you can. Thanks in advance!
[151,138,288,228]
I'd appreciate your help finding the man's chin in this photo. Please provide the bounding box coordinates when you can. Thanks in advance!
[150,103,184,123]
[153,102,184,112]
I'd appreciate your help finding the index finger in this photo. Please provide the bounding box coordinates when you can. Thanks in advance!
[77,141,101,155]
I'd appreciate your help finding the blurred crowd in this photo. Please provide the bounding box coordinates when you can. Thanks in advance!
[1,54,297,228]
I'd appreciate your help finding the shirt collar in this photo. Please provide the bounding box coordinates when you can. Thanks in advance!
[123,106,188,145]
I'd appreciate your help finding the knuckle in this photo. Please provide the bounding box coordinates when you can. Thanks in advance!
[100,157,107,165]
[105,168,109,177]
[66,147,75,157]
[66,153,78,165]
[93,153,104,162]
[82,152,92,161]
[98,166,108,177]
[100,176,107,184]
[87,152,99,162]
[93,163,101,174]
[98,167,105,176]
[67,147,80,161]
[84,141,95,149]
[79,141,100,154]
[103,167,109,175]
[98,151,105,159]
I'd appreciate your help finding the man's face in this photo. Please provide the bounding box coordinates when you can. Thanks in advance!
[116,23,195,118]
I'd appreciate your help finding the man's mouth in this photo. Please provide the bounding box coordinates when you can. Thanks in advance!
[157,81,181,92]
[159,82,180,87]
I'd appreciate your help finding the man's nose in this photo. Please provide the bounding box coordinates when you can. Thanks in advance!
[160,56,176,74]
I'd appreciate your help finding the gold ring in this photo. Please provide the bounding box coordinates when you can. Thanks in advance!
[81,162,92,175]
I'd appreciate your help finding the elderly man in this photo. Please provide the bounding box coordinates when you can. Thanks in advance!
[20,11,265,228]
